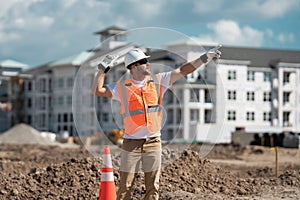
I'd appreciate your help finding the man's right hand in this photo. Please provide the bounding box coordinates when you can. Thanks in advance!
[98,55,118,73]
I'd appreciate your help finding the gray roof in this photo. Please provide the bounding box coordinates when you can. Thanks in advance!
[94,25,126,35]
[165,37,300,67]
[219,46,300,67]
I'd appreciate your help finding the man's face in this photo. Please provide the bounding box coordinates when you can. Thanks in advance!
[134,58,150,75]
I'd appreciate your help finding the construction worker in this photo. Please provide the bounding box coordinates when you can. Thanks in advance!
[93,47,221,200]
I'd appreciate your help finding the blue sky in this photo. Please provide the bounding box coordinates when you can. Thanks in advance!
[0,0,300,67]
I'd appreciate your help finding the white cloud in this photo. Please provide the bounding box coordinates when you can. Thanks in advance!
[233,0,300,19]
[265,29,274,38]
[0,1,19,18]
[14,18,26,28]
[61,0,77,8]
[192,0,224,14]
[0,0,299,65]
[278,33,295,43]
[192,0,300,20]
[200,20,265,47]
[129,0,165,21]
[37,16,54,27]
[0,31,21,43]
[253,0,299,18]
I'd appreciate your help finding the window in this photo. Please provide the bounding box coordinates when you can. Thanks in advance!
[40,79,46,92]
[190,109,199,121]
[102,113,109,122]
[263,72,272,82]
[263,92,271,102]
[27,98,32,108]
[176,109,181,123]
[67,96,72,105]
[167,129,173,139]
[57,78,64,88]
[247,71,255,81]
[67,78,73,88]
[204,89,211,103]
[190,89,199,102]
[41,96,46,109]
[103,97,109,103]
[175,89,183,100]
[165,90,173,103]
[283,112,290,126]
[283,72,290,84]
[58,96,64,105]
[227,110,236,121]
[167,109,174,124]
[263,112,271,122]
[283,92,290,104]
[27,81,32,91]
[64,113,68,122]
[246,112,255,121]
[58,114,61,122]
[228,90,236,100]
[205,109,212,123]
[247,91,255,101]
[228,70,236,80]
[27,115,32,124]
[41,113,46,127]
[69,126,73,136]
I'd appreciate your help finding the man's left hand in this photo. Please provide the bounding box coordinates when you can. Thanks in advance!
[200,45,222,63]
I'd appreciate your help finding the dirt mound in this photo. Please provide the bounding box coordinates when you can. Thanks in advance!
[0,157,101,199]
[0,144,299,199]
[160,150,257,196]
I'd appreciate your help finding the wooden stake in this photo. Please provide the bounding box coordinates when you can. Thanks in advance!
[275,147,279,177]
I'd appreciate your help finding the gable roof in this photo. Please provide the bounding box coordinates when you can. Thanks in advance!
[48,51,95,67]
[0,59,29,69]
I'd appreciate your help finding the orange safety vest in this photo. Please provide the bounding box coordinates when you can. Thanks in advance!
[116,75,163,134]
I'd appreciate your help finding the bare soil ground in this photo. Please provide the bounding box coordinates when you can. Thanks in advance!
[0,142,299,200]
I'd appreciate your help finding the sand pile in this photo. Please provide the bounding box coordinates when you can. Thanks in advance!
[0,123,57,145]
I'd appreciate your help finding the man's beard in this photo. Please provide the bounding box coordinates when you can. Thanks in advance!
[137,67,151,75]
[142,70,151,75]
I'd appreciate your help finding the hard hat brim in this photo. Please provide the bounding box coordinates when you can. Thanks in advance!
[126,55,150,68]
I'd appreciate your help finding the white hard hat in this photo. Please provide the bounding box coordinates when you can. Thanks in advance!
[124,48,150,68]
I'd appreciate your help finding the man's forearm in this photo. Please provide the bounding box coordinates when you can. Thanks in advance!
[179,57,205,76]
[92,71,106,94]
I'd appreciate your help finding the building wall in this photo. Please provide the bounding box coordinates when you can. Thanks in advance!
[16,43,300,143]
[0,78,11,132]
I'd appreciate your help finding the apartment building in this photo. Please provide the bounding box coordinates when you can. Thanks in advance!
[0,60,28,132]
[4,26,300,143]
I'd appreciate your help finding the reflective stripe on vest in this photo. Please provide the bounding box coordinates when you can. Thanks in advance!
[117,75,163,134]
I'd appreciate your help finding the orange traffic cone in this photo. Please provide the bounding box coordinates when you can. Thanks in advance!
[99,145,116,200]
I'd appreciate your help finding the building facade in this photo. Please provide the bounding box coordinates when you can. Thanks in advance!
[3,26,300,143]
[0,60,28,132]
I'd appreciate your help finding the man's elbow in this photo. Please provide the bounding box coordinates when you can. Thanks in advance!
[94,88,103,96]
[94,87,112,98]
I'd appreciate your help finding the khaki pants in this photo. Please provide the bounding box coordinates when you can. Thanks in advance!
[117,137,162,200]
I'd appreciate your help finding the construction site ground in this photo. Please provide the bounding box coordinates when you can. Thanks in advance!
[0,142,299,199]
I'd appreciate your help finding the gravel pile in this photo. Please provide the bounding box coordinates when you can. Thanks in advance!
[0,123,57,145]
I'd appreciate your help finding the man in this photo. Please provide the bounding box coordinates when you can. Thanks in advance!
[93,47,221,200]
